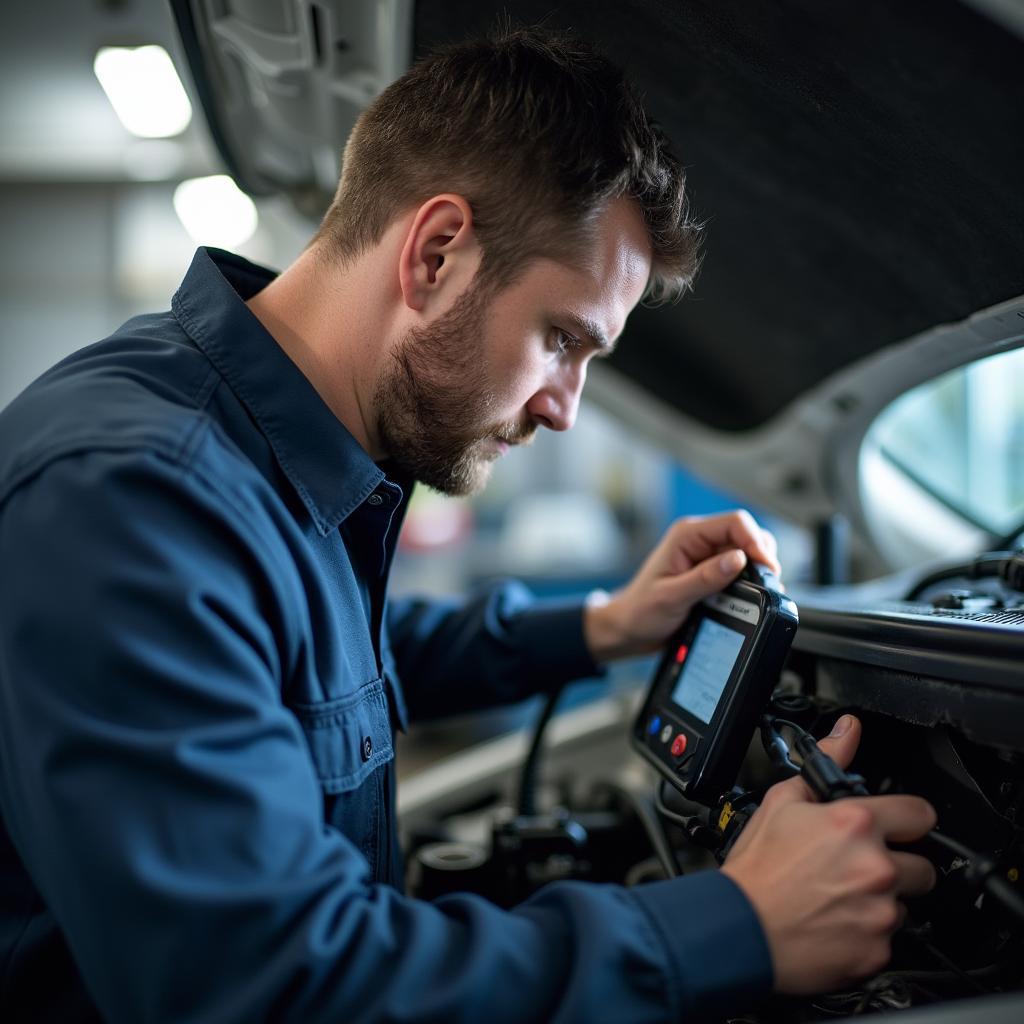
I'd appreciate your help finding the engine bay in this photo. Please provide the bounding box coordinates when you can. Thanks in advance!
[401,554,1024,1020]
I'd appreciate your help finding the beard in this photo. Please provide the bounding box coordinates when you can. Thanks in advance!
[373,284,535,496]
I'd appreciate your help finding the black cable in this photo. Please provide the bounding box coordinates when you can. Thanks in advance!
[762,718,807,771]
[905,550,1023,601]
[760,716,801,775]
[764,717,869,797]
[762,716,1024,925]
[518,690,680,879]
[654,778,693,828]
[902,926,993,996]
[516,687,563,816]
[926,831,1024,924]
[925,830,979,861]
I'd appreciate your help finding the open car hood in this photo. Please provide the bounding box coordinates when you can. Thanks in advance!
[170,0,1024,542]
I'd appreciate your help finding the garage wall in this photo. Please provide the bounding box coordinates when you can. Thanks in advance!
[0,181,308,410]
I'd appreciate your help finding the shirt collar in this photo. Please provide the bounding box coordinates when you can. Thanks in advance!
[171,247,384,536]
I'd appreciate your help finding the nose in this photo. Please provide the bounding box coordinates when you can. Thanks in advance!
[526,364,585,432]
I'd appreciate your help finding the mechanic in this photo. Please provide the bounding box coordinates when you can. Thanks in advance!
[0,27,936,1024]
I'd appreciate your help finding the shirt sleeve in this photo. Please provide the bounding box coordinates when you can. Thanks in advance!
[0,444,772,1024]
[386,584,606,722]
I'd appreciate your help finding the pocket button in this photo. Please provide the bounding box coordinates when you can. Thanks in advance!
[361,735,373,761]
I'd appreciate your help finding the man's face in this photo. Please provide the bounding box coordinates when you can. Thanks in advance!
[375,198,653,495]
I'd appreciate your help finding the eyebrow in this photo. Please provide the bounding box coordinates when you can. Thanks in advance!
[562,311,616,355]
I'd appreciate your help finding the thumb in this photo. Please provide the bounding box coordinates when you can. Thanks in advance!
[767,714,863,808]
[670,549,748,606]
[813,714,862,771]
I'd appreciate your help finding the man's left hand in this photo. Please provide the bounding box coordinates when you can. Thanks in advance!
[583,509,780,663]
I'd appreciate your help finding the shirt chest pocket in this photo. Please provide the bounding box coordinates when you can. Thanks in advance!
[292,678,395,880]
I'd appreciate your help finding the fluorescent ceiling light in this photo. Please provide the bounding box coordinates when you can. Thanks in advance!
[173,175,259,249]
[94,45,193,138]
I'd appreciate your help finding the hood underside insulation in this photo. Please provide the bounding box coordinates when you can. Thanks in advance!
[415,0,1024,430]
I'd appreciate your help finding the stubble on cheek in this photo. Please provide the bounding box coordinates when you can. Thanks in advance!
[373,290,513,495]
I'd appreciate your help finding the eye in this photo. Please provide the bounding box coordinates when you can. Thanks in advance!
[551,329,582,356]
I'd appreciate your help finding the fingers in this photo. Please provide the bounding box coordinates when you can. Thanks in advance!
[896,900,909,930]
[759,524,779,566]
[672,510,782,576]
[891,851,938,898]
[860,794,938,843]
[722,509,775,567]
[693,548,748,589]
[759,784,937,887]
[764,720,935,843]
[658,548,752,615]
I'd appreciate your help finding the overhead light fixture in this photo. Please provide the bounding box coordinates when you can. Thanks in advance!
[173,175,259,249]
[94,45,193,138]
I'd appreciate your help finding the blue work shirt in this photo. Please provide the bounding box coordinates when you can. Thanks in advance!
[0,248,772,1022]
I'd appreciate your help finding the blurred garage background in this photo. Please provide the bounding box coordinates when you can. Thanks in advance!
[0,1,818,768]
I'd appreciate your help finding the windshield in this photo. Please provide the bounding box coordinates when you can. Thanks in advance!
[866,345,1024,539]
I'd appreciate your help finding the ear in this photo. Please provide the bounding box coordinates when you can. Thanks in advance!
[397,194,480,313]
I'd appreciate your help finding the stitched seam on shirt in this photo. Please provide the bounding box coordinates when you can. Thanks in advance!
[0,429,209,513]
[171,292,340,534]
[171,289,388,533]
[1,359,222,512]
[173,408,214,467]
[0,419,284,586]
[629,890,684,1020]
[300,721,396,782]
[291,679,386,723]
[0,414,269,538]
[179,437,286,541]
[192,364,221,412]
[317,747,394,792]
[97,399,292,536]
[292,685,394,789]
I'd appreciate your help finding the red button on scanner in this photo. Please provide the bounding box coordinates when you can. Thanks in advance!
[671,734,688,758]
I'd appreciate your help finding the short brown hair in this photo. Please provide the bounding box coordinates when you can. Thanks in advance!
[313,26,700,302]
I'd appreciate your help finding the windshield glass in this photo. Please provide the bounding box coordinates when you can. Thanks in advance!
[866,345,1024,538]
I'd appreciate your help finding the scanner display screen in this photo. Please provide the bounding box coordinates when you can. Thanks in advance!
[669,617,745,724]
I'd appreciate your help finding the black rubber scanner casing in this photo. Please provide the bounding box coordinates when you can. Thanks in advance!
[632,567,799,805]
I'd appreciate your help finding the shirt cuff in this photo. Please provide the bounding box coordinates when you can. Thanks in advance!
[628,869,774,1020]
[510,596,607,689]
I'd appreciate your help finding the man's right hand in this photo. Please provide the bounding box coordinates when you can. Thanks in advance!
[720,715,938,994]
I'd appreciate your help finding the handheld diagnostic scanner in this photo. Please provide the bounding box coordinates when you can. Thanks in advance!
[632,563,799,805]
